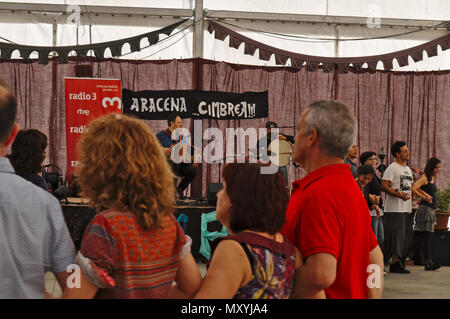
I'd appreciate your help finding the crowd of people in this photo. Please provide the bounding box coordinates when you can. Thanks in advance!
[0,81,443,299]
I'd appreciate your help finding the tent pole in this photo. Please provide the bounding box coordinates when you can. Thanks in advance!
[193,0,204,58]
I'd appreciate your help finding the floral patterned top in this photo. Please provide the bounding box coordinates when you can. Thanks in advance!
[211,231,296,299]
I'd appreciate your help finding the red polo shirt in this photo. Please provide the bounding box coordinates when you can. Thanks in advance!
[282,164,378,299]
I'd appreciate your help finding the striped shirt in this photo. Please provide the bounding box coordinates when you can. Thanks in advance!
[78,209,187,298]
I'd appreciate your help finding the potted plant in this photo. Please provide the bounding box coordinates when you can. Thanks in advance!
[435,183,450,231]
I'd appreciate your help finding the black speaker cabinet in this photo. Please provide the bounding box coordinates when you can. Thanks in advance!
[207,183,223,205]
[414,231,450,266]
[431,231,450,266]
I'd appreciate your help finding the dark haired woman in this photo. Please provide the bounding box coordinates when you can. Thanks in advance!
[194,163,303,299]
[359,151,384,247]
[7,129,48,191]
[404,157,441,271]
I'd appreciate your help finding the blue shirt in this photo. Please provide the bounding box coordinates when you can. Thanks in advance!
[344,157,358,179]
[0,157,76,298]
[156,128,177,148]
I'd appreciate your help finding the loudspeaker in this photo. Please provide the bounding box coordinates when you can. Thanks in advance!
[207,183,223,205]
[432,231,450,266]
[414,231,450,266]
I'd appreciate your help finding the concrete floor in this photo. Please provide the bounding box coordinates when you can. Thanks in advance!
[383,265,450,299]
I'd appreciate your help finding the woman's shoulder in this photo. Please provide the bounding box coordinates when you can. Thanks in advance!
[229,231,297,258]
[212,238,250,264]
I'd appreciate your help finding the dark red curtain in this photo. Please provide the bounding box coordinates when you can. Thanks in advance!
[1,57,448,193]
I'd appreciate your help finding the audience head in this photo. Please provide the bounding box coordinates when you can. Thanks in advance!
[0,81,18,148]
[9,129,47,175]
[347,143,358,160]
[217,162,288,235]
[77,113,175,231]
[357,164,375,187]
[293,100,357,167]
[424,157,441,182]
[391,141,409,161]
[167,113,182,130]
[360,151,377,169]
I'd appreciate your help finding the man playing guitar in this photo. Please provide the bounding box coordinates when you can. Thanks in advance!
[156,114,197,199]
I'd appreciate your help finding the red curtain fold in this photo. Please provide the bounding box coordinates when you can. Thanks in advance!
[0,19,189,65]
[1,57,449,194]
[426,46,438,58]
[244,43,257,55]
[207,20,450,73]
[229,35,243,49]
[258,48,272,61]
[291,58,304,70]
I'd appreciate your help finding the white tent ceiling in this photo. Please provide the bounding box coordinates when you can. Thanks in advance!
[0,0,448,70]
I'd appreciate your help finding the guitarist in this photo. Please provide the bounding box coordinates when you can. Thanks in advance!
[156,114,197,199]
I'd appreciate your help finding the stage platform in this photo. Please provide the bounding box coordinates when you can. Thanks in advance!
[61,197,218,262]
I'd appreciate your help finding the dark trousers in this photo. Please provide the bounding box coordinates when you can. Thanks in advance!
[171,162,197,195]
[383,213,408,262]
[406,231,433,263]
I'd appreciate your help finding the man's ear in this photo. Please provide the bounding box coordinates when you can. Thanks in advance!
[4,123,18,147]
[307,128,318,147]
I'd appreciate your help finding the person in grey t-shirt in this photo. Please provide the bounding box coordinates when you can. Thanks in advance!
[0,82,75,298]
[381,141,413,274]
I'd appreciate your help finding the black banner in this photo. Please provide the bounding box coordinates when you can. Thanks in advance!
[122,89,268,120]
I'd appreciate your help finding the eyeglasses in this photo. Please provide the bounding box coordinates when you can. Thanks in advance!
[368,157,377,161]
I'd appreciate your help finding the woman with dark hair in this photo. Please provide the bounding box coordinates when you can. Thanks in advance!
[7,129,48,191]
[194,163,303,299]
[359,151,384,247]
[404,157,441,271]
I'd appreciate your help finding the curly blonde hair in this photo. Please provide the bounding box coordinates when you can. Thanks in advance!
[76,113,175,231]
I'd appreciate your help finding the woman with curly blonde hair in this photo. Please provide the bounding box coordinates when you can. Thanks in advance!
[63,113,201,299]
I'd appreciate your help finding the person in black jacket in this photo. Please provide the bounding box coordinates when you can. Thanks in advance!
[7,129,48,191]
[360,151,384,247]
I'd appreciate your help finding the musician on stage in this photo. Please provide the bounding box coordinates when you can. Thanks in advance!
[256,121,295,183]
[156,114,197,199]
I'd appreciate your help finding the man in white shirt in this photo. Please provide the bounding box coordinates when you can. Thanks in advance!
[381,141,413,274]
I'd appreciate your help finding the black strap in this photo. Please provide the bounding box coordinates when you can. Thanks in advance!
[239,243,254,267]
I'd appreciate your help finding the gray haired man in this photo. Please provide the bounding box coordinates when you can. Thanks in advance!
[283,100,384,299]
[0,82,76,298]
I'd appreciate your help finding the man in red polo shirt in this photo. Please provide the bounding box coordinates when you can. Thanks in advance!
[282,100,384,299]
